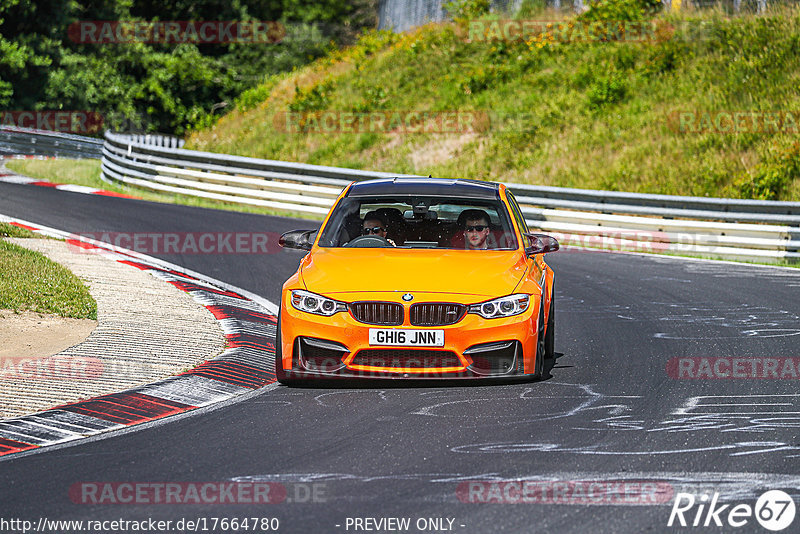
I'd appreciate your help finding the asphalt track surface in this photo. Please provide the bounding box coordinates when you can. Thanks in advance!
[2,181,800,533]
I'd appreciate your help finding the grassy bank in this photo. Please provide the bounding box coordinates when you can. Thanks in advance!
[186,2,800,201]
[0,224,97,319]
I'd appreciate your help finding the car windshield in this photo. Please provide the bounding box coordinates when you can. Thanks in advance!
[317,195,518,250]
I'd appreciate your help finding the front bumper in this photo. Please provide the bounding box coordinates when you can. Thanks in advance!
[279,292,541,380]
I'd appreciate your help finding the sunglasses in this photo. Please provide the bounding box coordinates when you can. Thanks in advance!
[465,225,488,232]
[363,226,386,235]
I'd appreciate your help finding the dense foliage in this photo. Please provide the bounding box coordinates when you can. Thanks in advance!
[187,0,800,200]
[0,0,376,135]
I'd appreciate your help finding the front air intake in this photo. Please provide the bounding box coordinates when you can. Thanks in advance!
[349,302,404,325]
[351,349,461,370]
[409,303,466,326]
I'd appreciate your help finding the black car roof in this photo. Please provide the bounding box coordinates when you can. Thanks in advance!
[346,177,501,200]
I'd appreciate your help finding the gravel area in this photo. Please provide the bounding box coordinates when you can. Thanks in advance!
[0,238,225,419]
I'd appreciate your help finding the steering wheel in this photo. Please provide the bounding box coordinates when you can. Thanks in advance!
[343,235,393,248]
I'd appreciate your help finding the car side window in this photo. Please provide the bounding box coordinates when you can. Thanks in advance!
[506,192,532,249]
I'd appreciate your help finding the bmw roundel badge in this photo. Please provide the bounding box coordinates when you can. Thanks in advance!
[402,293,414,302]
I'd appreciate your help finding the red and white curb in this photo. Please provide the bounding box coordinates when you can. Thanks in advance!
[0,215,278,457]
[0,165,138,199]
[1,155,55,160]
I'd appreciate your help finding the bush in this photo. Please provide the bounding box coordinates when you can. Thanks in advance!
[0,0,379,136]
[235,84,274,112]
[459,64,512,94]
[579,0,663,22]
[445,0,491,21]
[289,80,335,112]
[738,141,800,200]
[351,84,388,113]
[587,72,627,110]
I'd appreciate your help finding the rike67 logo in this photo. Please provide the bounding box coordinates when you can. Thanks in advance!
[668,490,796,531]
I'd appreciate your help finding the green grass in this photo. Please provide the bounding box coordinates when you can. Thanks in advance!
[4,159,105,190]
[0,222,40,239]
[184,2,800,201]
[4,159,325,221]
[0,239,97,319]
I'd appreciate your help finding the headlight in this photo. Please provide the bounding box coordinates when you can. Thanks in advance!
[468,294,530,319]
[291,290,347,316]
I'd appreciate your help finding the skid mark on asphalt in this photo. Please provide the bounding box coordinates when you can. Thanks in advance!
[559,267,800,338]
[639,276,693,283]
[650,394,800,435]
[676,260,800,284]
[560,299,800,339]
[260,377,800,458]
[569,390,800,435]
[230,471,800,504]
[313,390,389,406]
[451,440,800,457]
[642,254,800,281]
[652,304,800,339]
[412,382,642,427]
[406,382,800,458]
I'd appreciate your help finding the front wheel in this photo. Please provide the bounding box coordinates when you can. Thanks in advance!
[545,289,555,361]
[274,308,293,385]
[532,301,545,380]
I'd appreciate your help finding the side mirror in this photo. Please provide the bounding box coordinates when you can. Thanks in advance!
[279,229,316,251]
[524,233,560,256]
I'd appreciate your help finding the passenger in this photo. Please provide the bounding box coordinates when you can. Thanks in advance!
[458,209,493,250]
[375,207,407,245]
[362,211,396,246]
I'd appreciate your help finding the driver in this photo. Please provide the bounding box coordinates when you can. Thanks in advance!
[459,209,493,250]
[362,211,396,246]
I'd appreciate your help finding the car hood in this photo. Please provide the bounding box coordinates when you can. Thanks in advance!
[300,247,528,298]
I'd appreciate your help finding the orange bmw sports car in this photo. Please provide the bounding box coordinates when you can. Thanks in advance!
[276,177,559,383]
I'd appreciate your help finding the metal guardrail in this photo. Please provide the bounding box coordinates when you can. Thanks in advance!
[101,131,357,215]
[0,126,104,159]
[99,131,800,263]
[376,0,782,33]
[1,127,797,263]
[511,185,800,223]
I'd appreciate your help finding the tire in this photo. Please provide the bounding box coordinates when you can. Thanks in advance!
[274,308,292,385]
[532,301,545,380]
[545,288,555,361]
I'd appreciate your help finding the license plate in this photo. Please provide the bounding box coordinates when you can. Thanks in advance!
[368,328,444,347]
